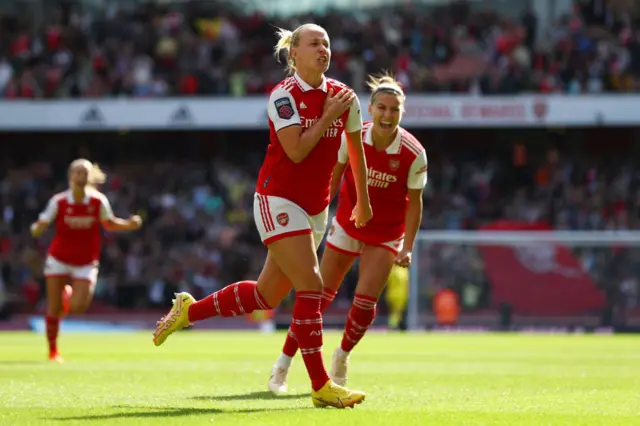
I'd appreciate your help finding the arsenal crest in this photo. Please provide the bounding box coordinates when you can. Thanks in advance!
[532,99,548,120]
[277,212,289,226]
[389,158,400,171]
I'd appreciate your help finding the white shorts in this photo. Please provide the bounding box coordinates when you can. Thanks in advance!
[325,217,404,256]
[254,194,328,251]
[44,255,99,284]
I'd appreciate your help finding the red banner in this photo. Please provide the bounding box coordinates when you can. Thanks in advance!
[478,221,606,315]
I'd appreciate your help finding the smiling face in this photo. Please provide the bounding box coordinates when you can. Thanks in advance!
[369,92,403,138]
[291,26,331,75]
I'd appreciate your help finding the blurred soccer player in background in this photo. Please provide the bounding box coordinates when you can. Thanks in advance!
[31,159,143,363]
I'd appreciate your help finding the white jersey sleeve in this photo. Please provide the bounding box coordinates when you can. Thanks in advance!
[337,133,349,164]
[345,96,362,133]
[407,150,428,190]
[267,88,301,132]
[96,193,114,221]
[38,196,59,223]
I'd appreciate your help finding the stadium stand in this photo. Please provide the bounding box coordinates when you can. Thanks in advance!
[1,0,639,326]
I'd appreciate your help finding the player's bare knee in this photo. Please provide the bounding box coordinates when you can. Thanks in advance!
[46,302,62,317]
[69,300,90,314]
[262,291,285,309]
[357,283,383,300]
[296,269,323,293]
[355,272,387,299]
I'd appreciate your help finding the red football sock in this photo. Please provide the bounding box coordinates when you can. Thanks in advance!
[282,288,337,357]
[290,291,330,391]
[281,327,299,358]
[340,293,378,353]
[45,316,60,354]
[187,281,271,322]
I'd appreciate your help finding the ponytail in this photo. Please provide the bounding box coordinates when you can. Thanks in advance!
[273,23,328,75]
[367,71,406,109]
[69,158,107,189]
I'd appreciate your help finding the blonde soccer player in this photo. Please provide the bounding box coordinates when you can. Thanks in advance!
[269,73,427,391]
[31,159,143,362]
[152,23,372,408]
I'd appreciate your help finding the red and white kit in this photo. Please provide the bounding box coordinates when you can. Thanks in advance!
[39,190,114,283]
[255,72,361,249]
[328,121,428,256]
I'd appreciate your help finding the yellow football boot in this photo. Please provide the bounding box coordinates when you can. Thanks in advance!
[153,292,195,346]
[311,380,365,408]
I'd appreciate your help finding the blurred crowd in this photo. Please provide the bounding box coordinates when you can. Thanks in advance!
[0,157,265,314]
[0,0,640,98]
[418,143,640,318]
[1,0,640,321]
[0,129,639,318]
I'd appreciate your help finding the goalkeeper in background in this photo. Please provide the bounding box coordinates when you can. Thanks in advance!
[385,264,409,330]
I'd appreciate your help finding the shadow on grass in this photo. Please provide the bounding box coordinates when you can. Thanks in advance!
[0,360,45,365]
[49,404,312,421]
[190,390,307,402]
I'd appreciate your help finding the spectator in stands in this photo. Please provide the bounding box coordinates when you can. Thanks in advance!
[1,0,639,98]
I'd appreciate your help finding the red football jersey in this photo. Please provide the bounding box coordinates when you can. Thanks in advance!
[335,122,428,244]
[257,73,362,216]
[39,190,114,266]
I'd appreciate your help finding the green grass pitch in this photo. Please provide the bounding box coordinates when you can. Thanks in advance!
[0,330,639,425]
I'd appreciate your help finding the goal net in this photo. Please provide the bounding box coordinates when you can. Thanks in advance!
[407,230,640,330]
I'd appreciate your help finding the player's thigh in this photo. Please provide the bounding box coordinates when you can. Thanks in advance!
[320,245,357,293]
[256,252,294,308]
[321,217,360,291]
[309,208,329,251]
[44,256,70,313]
[267,233,323,293]
[69,263,98,312]
[45,277,67,314]
[254,194,323,292]
[357,245,397,299]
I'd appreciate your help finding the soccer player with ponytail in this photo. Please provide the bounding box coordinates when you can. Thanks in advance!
[153,24,372,409]
[268,73,427,392]
[31,159,143,363]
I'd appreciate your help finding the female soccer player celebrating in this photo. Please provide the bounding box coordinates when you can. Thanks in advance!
[268,74,427,392]
[153,23,372,408]
[31,159,143,363]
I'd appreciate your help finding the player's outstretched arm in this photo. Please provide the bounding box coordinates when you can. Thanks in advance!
[97,193,142,232]
[30,220,50,238]
[31,196,58,238]
[102,216,142,233]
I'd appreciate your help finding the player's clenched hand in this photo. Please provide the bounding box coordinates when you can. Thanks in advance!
[128,215,143,230]
[350,202,373,228]
[323,88,355,122]
[394,249,412,268]
[30,222,47,238]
